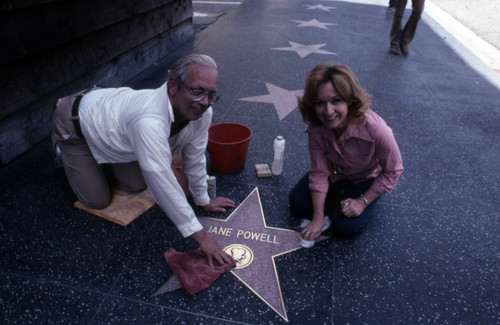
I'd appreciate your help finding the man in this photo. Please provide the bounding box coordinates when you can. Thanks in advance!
[389,0,425,55]
[52,54,235,267]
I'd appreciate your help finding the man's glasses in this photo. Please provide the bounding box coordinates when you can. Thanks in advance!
[182,81,219,104]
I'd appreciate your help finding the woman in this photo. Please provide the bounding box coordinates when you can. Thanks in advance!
[289,63,403,240]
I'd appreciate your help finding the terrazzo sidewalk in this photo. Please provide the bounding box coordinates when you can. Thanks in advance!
[1,0,499,324]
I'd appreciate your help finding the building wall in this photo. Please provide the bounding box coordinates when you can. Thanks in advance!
[0,0,194,166]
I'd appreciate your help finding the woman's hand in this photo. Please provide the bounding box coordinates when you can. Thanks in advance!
[301,218,324,241]
[203,197,235,213]
[340,198,365,217]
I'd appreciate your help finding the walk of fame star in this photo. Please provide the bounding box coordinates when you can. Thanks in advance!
[272,41,338,59]
[237,82,303,120]
[292,18,337,30]
[303,4,337,11]
[156,188,328,322]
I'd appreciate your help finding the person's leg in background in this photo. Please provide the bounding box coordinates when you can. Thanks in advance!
[400,0,425,54]
[387,0,397,13]
[389,0,408,55]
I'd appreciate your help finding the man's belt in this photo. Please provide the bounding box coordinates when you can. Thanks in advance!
[69,85,101,139]
[71,95,85,138]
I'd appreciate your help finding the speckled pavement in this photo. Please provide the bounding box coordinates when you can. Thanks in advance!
[1,0,499,324]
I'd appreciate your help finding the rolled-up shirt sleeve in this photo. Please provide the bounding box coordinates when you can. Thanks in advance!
[128,116,203,238]
[370,123,404,194]
[307,130,331,193]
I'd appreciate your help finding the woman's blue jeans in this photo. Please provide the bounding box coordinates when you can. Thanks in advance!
[289,172,380,238]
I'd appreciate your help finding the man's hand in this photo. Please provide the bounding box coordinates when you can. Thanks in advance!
[191,229,234,267]
[203,197,235,213]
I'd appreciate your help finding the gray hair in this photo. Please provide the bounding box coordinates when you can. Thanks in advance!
[170,54,217,86]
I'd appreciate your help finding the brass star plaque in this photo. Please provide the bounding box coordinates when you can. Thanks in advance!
[156,187,328,322]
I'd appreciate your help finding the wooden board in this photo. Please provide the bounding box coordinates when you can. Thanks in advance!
[74,189,156,226]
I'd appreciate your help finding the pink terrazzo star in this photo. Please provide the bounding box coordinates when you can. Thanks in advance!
[237,82,303,120]
[292,18,337,30]
[272,41,338,59]
[303,4,337,11]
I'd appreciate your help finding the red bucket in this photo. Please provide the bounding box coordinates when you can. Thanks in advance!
[207,123,252,173]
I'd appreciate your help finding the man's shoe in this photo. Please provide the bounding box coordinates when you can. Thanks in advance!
[400,43,409,54]
[53,144,63,168]
[389,45,400,55]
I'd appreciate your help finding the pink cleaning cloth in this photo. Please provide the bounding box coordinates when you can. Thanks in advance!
[164,248,236,295]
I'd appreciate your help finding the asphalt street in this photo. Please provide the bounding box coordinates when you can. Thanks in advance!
[194,0,500,75]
